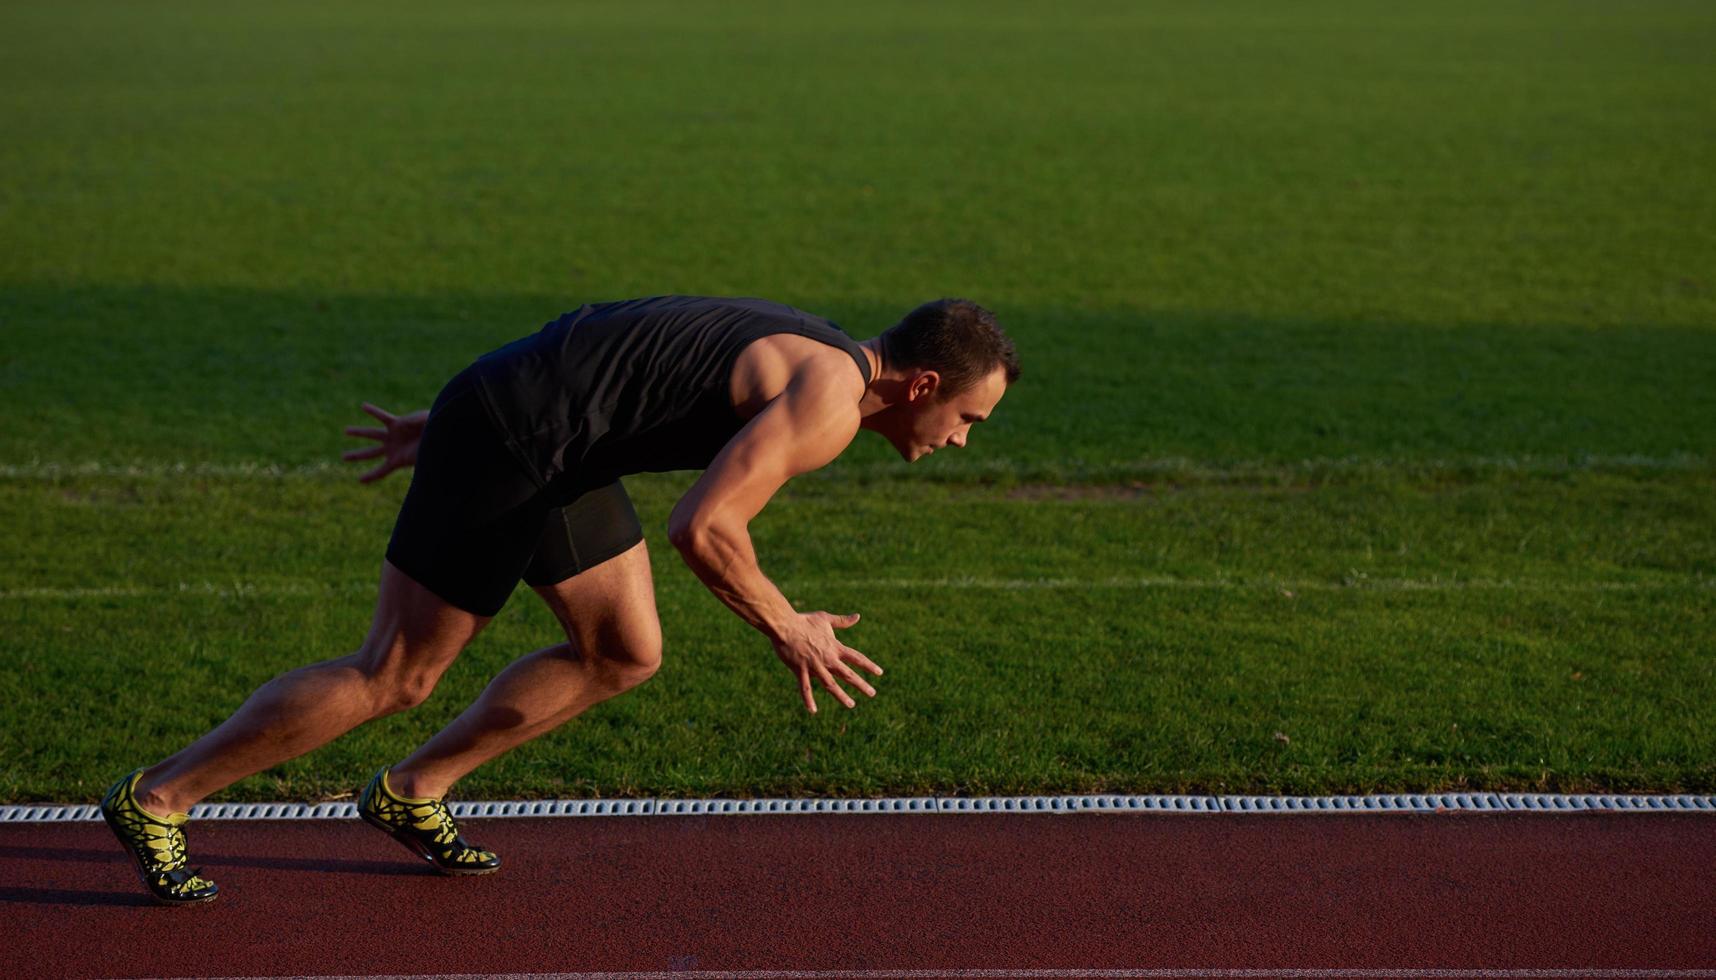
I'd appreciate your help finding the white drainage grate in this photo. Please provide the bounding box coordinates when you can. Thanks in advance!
[1498,793,1714,812]
[3,793,1713,823]
[1221,794,1509,813]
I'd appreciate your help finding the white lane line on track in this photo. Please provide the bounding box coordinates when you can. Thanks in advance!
[164,969,1716,978]
[2,577,1709,600]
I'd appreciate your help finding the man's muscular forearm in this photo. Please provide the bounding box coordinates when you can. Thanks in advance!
[670,521,798,642]
[662,361,879,713]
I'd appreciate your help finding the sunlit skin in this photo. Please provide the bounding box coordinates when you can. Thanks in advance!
[340,334,1013,735]
[127,325,1013,818]
[671,332,1012,716]
[852,338,1008,462]
[339,331,1012,729]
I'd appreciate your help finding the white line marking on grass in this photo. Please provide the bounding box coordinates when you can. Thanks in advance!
[4,452,1710,482]
[159,968,1716,978]
[0,582,375,600]
[3,576,1708,601]
[819,576,1714,593]
[0,460,346,479]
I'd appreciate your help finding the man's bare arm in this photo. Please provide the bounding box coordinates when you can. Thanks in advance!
[667,360,883,712]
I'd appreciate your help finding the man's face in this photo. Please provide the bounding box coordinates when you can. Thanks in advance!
[888,365,1009,462]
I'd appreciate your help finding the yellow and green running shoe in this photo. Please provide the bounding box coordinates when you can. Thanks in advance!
[99,768,219,905]
[357,767,500,875]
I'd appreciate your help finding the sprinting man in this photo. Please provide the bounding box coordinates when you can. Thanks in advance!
[101,295,1020,904]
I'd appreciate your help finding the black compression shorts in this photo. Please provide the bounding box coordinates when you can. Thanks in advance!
[384,366,644,617]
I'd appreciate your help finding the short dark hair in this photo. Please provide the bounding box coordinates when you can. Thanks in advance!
[877,299,1020,398]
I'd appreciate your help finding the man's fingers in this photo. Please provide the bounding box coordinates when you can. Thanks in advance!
[814,662,855,709]
[799,666,817,714]
[345,425,386,441]
[342,446,384,462]
[830,612,861,629]
[841,646,884,677]
[833,661,877,699]
[361,403,395,424]
[358,463,390,484]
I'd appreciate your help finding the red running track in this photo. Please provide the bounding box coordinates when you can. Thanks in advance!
[3,812,1713,978]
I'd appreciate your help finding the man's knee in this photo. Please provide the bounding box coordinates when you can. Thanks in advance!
[375,672,442,715]
[582,624,662,691]
[355,640,464,717]
[380,679,442,717]
[618,640,662,688]
[609,635,662,691]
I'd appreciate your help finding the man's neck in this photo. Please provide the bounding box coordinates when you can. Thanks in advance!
[856,338,884,386]
[855,337,905,425]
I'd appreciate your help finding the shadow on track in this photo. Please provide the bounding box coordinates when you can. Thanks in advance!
[0,843,426,877]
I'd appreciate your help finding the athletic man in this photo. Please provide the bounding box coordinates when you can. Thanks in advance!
[100,295,1020,904]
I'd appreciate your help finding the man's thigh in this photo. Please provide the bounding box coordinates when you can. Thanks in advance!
[357,559,493,694]
[531,538,661,670]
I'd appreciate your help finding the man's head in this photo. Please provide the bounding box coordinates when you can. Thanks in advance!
[869,299,1020,462]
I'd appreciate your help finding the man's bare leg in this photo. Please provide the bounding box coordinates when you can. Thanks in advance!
[132,560,488,815]
[384,641,653,800]
[387,540,661,800]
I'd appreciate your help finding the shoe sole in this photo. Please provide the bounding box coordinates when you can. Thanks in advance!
[358,807,500,876]
[100,803,219,906]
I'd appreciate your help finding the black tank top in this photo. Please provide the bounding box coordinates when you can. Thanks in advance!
[468,295,872,492]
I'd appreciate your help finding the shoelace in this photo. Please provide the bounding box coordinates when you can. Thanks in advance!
[110,786,214,894]
[370,784,486,858]
[112,795,190,870]
[403,800,459,847]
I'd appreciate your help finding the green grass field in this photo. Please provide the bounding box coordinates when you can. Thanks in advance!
[2,0,1713,802]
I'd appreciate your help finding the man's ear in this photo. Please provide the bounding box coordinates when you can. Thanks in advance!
[908,370,940,402]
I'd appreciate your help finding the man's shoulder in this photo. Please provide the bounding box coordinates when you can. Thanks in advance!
[730,333,865,423]
[750,332,864,382]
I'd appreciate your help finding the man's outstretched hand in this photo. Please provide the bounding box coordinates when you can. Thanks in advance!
[772,610,884,713]
[342,403,429,483]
